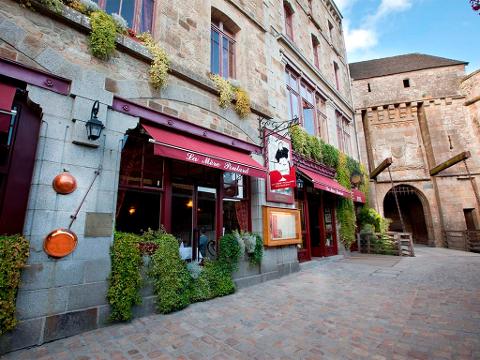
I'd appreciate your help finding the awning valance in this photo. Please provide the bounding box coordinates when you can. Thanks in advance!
[297,166,350,198]
[142,124,267,178]
[352,189,366,203]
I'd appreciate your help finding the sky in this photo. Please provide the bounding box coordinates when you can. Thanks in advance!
[337,0,480,73]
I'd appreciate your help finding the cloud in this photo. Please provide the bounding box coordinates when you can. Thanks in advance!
[344,0,412,57]
[344,23,378,53]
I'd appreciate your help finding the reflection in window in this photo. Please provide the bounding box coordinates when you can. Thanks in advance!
[223,173,249,233]
[94,0,154,32]
[211,24,235,78]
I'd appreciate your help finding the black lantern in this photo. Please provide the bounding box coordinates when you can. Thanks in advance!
[85,101,104,140]
[296,177,304,189]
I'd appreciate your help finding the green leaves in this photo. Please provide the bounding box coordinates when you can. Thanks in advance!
[0,235,29,335]
[89,11,117,60]
[107,232,142,322]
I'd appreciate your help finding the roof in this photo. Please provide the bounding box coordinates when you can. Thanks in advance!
[349,53,468,80]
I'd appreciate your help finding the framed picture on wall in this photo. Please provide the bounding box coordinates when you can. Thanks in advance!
[263,206,302,246]
[264,130,295,204]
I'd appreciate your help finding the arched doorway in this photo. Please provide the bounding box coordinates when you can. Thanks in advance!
[383,185,429,245]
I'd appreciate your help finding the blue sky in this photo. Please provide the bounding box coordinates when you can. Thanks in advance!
[338,0,479,73]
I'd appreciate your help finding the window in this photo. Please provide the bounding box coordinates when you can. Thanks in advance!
[333,61,340,90]
[286,69,317,136]
[94,0,154,33]
[211,22,236,78]
[316,95,328,142]
[336,113,352,155]
[403,78,410,88]
[223,173,250,233]
[312,35,320,69]
[328,21,334,41]
[284,2,294,40]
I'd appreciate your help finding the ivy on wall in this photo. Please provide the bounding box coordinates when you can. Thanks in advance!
[336,153,356,248]
[107,232,143,321]
[137,32,170,90]
[0,235,29,335]
[209,74,252,118]
[89,11,117,60]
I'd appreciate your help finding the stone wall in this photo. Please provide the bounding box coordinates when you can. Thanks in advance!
[353,62,480,245]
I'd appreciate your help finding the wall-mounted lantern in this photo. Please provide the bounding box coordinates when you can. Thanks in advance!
[296,177,304,190]
[85,100,104,140]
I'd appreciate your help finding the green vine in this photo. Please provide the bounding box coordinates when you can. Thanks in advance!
[89,11,117,60]
[234,87,251,118]
[150,232,191,314]
[321,142,340,169]
[107,232,143,322]
[210,74,234,108]
[137,32,170,90]
[289,125,309,157]
[0,235,29,335]
[250,234,264,266]
[336,153,356,248]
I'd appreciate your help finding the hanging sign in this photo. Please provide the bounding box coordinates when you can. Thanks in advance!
[266,132,296,190]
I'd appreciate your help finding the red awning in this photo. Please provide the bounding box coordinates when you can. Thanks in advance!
[142,124,267,178]
[0,83,16,133]
[352,189,366,203]
[297,166,350,198]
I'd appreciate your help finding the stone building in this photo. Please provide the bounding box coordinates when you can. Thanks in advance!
[350,53,480,247]
[0,0,359,352]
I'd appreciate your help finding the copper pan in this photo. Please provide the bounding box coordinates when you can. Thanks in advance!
[43,228,78,258]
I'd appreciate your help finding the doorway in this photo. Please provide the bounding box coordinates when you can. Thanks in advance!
[384,185,429,244]
[169,160,219,261]
[307,191,338,258]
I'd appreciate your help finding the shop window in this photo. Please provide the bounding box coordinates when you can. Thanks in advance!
[223,172,250,233]
[403,78,410,88]
[211,9,238,79]
[94,0,154,33]
[284,1,294,40]
[311,34,320,69]
[116,131,163,234]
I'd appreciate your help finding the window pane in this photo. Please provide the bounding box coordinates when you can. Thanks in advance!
[228,40,235,78]
[223,172,244,199]
[222,36,229,78]
[210,29,220,75]
[139,0,154,32]
[303,105,315,135]
[105,0,121,16]
[290,92,300,119]
[289,73,298,90]
[120,0,135,28]
[142,143,163,188]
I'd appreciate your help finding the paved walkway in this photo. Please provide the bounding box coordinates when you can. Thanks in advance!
[5,246,480,360]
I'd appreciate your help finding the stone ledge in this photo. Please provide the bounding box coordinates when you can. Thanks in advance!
[28,0,274,119]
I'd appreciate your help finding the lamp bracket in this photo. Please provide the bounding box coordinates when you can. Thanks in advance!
[258,116,299,145]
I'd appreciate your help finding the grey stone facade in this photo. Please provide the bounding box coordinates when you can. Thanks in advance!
[0,0,355,353]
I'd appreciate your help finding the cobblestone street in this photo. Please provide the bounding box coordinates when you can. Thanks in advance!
[5,246,480,360]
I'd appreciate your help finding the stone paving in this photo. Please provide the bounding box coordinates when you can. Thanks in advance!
[4,246,480,360]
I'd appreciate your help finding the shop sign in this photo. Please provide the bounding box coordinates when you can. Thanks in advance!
[185,153,251,175]
[266,132,296,191]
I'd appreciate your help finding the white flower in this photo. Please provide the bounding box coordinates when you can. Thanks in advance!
[78,0,99,12]
[110,12,128,30]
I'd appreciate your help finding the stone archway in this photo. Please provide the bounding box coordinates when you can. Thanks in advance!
[383,184,432,245]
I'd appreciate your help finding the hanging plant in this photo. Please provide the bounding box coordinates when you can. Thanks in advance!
[0,235,29,335]
[89,11,117,60]
[209,74,234,108]
[137,33,170,90]
[39,0,63,13]
[234,87,251,118]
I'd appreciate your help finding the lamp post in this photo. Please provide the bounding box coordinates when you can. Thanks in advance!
[85,101,104,140]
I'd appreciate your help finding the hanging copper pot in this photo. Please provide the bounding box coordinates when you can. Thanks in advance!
[43,228,78,258]
[52,172,77,194]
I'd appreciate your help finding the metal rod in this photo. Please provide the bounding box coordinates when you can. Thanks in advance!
[68,166,102,229]
[0,109,17,116]
[387,167,406,233]
[463,159,480,211]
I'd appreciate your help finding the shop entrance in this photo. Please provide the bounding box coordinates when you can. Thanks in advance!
[170,160,219,261]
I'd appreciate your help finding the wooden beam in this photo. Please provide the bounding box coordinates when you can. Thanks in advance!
[370,157,393,179]
[430,151,471,176]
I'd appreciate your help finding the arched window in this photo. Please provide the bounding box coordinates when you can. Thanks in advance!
[284,1,294,40]
[94,0,154,33]
[211,8,240,79]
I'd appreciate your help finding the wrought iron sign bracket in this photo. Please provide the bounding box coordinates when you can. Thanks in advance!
[258,116,299,147]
